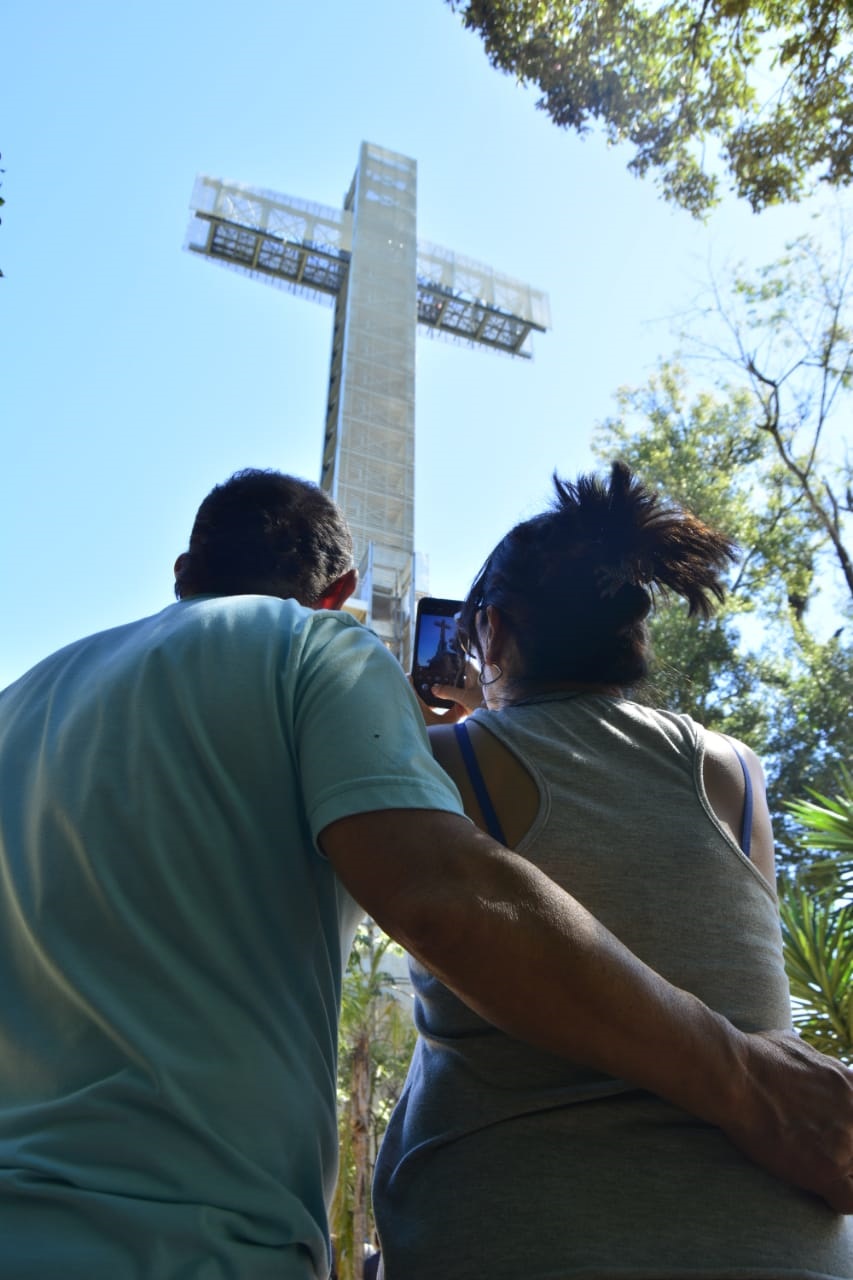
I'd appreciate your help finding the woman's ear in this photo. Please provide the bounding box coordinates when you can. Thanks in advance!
[483,604,505,665]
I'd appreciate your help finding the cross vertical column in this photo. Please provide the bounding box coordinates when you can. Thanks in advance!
[321,144,417,662]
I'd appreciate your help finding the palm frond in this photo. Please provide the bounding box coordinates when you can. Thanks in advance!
[779,880,853,1063]
[783,765,853,854]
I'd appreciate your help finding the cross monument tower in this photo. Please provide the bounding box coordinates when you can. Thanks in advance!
[185,142,549,664]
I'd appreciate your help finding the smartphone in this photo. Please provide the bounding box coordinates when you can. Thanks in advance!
[412,597,466,709]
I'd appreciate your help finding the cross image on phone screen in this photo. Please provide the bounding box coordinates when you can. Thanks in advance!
[412,597,466,709]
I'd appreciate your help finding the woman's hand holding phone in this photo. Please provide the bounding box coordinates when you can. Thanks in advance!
[408,665,484,726]
[410,595,487,724]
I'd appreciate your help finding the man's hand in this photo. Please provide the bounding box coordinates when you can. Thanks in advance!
[723,1030,853,1212]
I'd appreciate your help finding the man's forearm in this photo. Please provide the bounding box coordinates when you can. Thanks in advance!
[322,808,853,1209]
[356,816,747,1122]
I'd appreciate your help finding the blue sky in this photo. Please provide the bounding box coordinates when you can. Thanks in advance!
[1,0,835,688]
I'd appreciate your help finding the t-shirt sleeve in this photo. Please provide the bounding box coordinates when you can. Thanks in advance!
[291,613,465,845]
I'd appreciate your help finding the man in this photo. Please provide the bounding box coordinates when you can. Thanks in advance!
[0,468,850,1279]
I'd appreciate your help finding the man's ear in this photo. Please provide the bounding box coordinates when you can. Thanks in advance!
[174,553,190,597]
[313,567,358,611]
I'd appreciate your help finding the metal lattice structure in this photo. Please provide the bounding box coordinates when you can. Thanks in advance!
[185,143,550,664]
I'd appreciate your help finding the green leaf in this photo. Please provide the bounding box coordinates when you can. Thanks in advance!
[449,0,853,214]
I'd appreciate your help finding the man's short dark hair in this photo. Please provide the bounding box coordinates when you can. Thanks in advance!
[174,469,354,605]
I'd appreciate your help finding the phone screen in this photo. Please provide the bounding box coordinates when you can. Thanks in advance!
[412,597,466,708]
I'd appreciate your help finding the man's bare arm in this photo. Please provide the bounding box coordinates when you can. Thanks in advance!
[320,807,853,1212]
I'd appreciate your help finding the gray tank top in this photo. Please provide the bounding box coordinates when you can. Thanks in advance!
[373,695,852,1279]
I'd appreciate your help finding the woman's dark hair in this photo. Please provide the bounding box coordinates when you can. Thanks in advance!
[457,461,738,687]
[174,469,354,605]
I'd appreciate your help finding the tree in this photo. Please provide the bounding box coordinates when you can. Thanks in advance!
[778,768,853,1062]
[688,230,853,601]
[787,767,853,860]
[594,231,853,866]
[685,231,853,852]
[766,634,853,855]
[594,359,852,867]
[446,1,853,215]
[330,923,416,1280]
[779,881,853,1062]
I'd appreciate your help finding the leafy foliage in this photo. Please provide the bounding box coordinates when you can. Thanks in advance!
[785,768,853,897]
[593,231,853,868]
[779,769,853,1062]
[594,359,851,867]
[769,636,853,857]
[694,231,853,602]
[786,769,853,856]
[446,1,853,215]
[779,881,853,1062]
[331,923,415,1280]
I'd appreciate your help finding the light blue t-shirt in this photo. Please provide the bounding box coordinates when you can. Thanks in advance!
[0,596,462,1279]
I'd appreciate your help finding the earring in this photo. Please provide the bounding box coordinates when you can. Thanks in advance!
[478,663,503,687]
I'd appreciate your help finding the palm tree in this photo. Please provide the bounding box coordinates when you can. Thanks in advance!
[779,768,853,1063]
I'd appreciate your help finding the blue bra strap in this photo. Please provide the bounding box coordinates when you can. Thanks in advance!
[453,722,508,846]
[731,745,753,859]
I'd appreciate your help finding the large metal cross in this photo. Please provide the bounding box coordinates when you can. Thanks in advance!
[185,142,549,664]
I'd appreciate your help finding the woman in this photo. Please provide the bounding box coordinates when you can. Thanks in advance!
[373,463,852,1279]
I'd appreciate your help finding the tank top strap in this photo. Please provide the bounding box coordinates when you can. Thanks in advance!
[730,744,754,859]
[453,721,507,846]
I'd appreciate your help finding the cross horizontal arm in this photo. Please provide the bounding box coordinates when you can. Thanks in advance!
[185,176,551,357]
[185,176,352,304]
[416,241,550,358]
